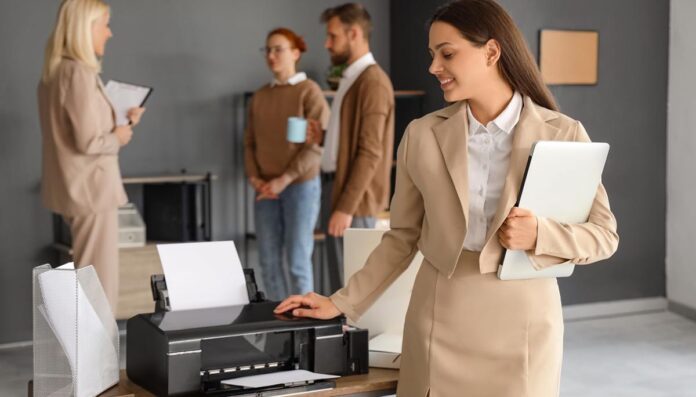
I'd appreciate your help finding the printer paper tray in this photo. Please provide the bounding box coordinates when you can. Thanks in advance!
[203,380,335,396]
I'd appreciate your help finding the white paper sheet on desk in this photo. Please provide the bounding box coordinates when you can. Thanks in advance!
[369,332,402,354]
[104,80,151,126]
[157,241,249,311]
[221,370,338,389]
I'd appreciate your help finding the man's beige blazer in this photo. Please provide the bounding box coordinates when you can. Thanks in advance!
[38,59,127,217]
[331,96,619,320]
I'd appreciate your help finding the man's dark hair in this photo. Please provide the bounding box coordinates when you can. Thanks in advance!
[320,3,372,40]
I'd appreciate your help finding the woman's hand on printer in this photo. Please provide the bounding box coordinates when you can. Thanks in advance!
[274,292,341,319]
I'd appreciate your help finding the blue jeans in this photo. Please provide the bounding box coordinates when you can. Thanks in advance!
[254,177,320,301]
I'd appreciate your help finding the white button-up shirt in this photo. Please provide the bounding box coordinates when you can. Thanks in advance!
[270,72,307,87]
[462,91,522,251]
[320,52,377,172]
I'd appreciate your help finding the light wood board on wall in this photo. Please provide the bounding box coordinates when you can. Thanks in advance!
[540,29,599,85]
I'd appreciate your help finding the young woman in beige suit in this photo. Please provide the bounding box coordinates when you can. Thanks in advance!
[276,0,619,395]
[38,0,145,314]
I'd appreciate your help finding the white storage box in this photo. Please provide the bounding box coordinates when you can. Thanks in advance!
[118,203,146,248]
[33,263,119,397]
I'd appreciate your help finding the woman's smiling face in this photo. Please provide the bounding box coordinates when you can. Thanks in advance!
[428,21,491,103]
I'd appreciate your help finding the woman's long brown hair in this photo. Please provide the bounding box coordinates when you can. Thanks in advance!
[429,0,558,111]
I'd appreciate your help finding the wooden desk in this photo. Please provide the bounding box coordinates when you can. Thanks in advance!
[314,368,398,396]
[30,369,398,396]
[28,373,149,397]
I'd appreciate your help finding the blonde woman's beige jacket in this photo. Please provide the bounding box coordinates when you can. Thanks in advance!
[38,59,127,217]
[331,96,619,320]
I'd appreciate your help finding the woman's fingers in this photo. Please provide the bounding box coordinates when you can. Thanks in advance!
[508,206,533,218]
[274,294,316,312]
[275,293,341,320]
[276,302,301,313]
[274,295,304,313]
[256,187,279,201]
[306,119,323,145]
[498,236,510,249]
[292,307,324,319]
[274,293,325,316]
[127,107,146,126]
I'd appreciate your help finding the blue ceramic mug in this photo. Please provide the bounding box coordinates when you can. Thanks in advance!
[287,117,308,143]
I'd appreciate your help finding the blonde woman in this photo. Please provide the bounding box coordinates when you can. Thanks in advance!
[38,0,145,314]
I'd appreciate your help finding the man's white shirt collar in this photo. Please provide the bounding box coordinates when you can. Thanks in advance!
[271,72,307,87]
[320,52,378,172]
[341,52,376,81]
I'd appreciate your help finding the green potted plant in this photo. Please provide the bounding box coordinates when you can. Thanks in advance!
[326,64,347,90]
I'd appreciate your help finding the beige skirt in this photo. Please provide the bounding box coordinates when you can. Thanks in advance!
[397,250,564,397]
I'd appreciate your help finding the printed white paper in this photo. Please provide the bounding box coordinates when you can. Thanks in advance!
[221,369,338,389]
[157,241,249,311]
[104,80,151,126]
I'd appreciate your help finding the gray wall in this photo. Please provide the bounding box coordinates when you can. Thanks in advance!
[0,0,390,344]
[390,0,669,304]
[667,0,696,311]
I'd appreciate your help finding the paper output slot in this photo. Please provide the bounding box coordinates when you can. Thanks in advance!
[220,370,338,389]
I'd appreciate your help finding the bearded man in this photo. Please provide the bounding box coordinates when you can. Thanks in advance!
[317,3,395,292]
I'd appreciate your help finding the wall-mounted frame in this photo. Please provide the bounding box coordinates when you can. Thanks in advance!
[539,29,599,85]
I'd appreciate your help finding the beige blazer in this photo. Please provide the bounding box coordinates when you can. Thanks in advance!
[331,96,619,320]
[332,64,395,217]
[38,59,127,217]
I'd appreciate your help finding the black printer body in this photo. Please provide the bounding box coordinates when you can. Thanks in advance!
[126,271,368,396]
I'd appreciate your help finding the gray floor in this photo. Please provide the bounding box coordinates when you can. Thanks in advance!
[561,311,696,397]
[2,310,695,396]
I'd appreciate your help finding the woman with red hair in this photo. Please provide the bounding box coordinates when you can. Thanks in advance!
[244,28,329,301]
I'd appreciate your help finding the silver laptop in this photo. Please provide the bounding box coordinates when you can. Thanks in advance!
[497,141,610,280]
